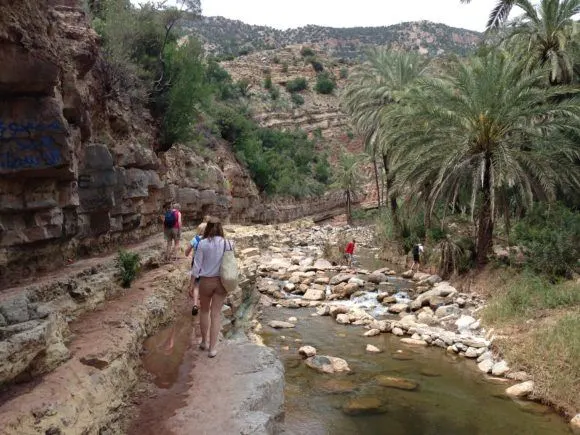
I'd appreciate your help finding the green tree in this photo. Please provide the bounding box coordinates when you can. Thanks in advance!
[332,152,366,224]
[159,39,209,149]
[342,48,430,217]
[385,50,580,264]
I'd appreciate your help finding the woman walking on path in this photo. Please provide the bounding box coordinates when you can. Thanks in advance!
[192,217,233,358]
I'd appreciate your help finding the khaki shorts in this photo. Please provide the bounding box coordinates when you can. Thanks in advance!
[199,276,227,296]
[164,227,181,241]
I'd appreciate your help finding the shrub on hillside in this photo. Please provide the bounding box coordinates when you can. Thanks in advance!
[264,75,272,90]
[315,72,336,94]
[291,92,304,106]
[308,57,324,73]
[269,86,280,100]
[340,67,349,79]
[236,78,250,96]
[300,46,315,57]
[514,202,580,279]
[281,62,289,73]
[286,77,308,93]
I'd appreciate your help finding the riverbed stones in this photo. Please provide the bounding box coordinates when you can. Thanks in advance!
[364,329,380,337]
[268,320,295,329]
[305,355,350,374]
[417,311,438,326]
[298,346,316,358]
[366,344,382,353]
[336,314,350,325]
[367,272,387,284]
[464,347,479,358]
[491,361,510,376]
[455,315,477,332]
[505,381,534,398]
[330,273,354,285]
[302,289,325,301]
[342,396,387,416]
[375,375,419,391]
[434,305,461,318]
[570,414,580,434]
[314,276,330,285]
[388,303,408,314]
[316,305,330,316]
[400,338,428,346]
[348,277,365,287]
[313,259,332,270]
[392,327,404,336]
[401,270,414,279]
[478,359,494,373]
[329,306,348,318]
[315,378,357,394]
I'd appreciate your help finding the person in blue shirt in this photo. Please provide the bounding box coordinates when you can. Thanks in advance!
[185,222,207,315]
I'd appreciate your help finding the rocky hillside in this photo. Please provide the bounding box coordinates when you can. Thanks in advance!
[220,45,357,152]
[186,17,482,58]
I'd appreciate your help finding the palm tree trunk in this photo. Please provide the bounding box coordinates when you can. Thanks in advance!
[476,154,494,265]
[346,190,352,225]
[382,153,399,228]
[373,156,381,208]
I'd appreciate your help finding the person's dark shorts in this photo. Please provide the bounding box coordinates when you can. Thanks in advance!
[164,227,181,241]
[413,253,420,262]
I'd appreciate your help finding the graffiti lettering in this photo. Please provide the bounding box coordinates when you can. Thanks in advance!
[0,120,62,138]
[0,136,62,170]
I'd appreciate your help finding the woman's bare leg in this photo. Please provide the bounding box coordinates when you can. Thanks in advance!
[199,284,212,348]
[208,289,227,355]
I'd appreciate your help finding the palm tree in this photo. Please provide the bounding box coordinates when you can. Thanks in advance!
[503,0,580,84]
[342,49,430,221]
[332,152,366,225]
[463,0,580,84]
[460,0,519,29]
[385,50,580,265]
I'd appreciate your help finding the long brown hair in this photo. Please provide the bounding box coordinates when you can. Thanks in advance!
[203,221,224,239]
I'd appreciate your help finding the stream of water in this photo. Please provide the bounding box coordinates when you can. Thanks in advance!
[260,307,571,435]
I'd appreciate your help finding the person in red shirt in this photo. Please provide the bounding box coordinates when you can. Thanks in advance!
[344,239,356,267]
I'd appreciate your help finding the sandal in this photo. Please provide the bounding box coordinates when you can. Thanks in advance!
[199,342,207,350]
[208,349,217,358]
[191,305,199,316]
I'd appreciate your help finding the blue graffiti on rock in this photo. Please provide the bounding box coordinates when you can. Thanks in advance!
[0,120,64,170]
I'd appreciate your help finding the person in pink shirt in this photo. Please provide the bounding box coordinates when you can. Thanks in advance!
[162,202,182,261]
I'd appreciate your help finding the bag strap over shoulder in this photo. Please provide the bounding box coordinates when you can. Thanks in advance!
[221,238,234,254]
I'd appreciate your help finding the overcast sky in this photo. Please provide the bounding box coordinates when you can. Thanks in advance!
[198,0,504,32]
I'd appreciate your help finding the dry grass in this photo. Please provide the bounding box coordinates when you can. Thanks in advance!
[494,312,580,415]
[475,268,580,416]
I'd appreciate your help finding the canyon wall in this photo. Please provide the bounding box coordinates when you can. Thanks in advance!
[0,1,347,289]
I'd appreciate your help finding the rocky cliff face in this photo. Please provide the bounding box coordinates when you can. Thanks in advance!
[0,1,347,288]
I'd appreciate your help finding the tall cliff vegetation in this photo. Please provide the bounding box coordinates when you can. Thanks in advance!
[87,0,331,197]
